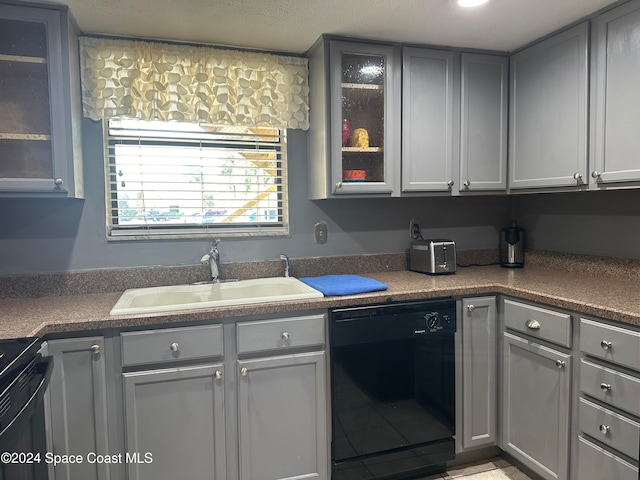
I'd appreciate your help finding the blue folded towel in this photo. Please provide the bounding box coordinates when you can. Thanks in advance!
[299,274,388,296]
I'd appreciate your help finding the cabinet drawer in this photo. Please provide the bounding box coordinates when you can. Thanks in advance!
[503,299,572,347]
[580,318,640,371]
[237,314,325,354]
[121,324,223,367]
[579,398,640,461]
[577,436,639,480]
[580,359,640,416]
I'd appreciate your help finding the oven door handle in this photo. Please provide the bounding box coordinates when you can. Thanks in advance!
[0,356,54,440]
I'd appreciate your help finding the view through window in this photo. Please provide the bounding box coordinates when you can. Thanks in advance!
[105,119,288,239]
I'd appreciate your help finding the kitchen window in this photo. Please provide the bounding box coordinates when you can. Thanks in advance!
[105,118,288,239]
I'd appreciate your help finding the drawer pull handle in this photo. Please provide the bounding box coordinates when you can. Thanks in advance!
[600,383,612,392]
[170,342,179,352]
[214,371,222,380]
[555,360,565,369]
[599,424,610,435]
[525,319,541,330]
[240,367,248,377]
[600,340,612,350]
[281,332,290,341]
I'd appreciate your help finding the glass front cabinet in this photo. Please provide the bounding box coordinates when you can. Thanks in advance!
[308,39,401,198]
[0,2,83,197]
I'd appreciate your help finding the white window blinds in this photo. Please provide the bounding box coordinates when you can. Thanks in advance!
[106,119,288,239]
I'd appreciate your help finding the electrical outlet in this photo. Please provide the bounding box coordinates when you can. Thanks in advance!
[409,219,421,240]
[314,221,328,244]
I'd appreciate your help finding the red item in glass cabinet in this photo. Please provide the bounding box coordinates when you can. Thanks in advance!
[342,119,351,147]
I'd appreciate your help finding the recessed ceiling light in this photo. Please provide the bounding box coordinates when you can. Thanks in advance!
[458,0,490,7]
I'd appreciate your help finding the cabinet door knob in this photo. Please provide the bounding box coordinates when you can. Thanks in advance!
[463,180,471,188]
[600,383,612,392]
[335,182,342,191]
[240,367,248,377]
[447,180,454,188]
[555,360,565,369]
[281,332,290,341]
[90,344,100,355]
[54,178,64,186]
[170,342,179,352]
[599,424,610,435]
[525,319,541,330]
[591,171,602,179]
[214,371,222,380]
[600,340,612,350]
[466,304,475,312]
[573,172,583,183]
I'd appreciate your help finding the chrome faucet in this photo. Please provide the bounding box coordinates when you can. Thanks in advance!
[280,254,291,278]
[201,239,221,282]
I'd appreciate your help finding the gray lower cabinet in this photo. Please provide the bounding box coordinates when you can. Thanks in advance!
[501,332,571,480]
[458,296,497,451]
[576,317,640,479]
[509,22,589,190]
[576,436,639,480]
[237,352,327,480]
[123,364,227,480]
[590,0,640,186]
[45,337,110,480]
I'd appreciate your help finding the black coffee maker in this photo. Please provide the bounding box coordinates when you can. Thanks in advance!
[500,221,525,268]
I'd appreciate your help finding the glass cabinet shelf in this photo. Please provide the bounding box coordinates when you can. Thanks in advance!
[341,83,383,90]
[0,133,50,140]
[342,147,383,153]
[0,53,47,64]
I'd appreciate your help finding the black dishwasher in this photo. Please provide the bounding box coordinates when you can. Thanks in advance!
[330,299,456,480]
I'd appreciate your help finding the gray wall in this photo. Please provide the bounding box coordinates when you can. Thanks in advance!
[0,120,509,275]
[3,119,637,276]
[512,189,640,259]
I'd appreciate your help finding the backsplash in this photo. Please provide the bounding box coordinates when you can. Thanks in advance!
[1,249,636,299]
[0,250,498,298]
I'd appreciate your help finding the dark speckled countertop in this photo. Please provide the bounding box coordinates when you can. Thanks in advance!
[1,262,638,340]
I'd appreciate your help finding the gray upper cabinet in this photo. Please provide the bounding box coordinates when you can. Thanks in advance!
[509,23,589,190]
[0,2,83,197]
[308,38,401,198]
[590,0,640,186]
[458,297,497,451]
[402,47,458,192]
[45,337,110,480]
[237,352,327,480]
[501,332,571,480]
[123,364,227,480]
[460,54,508,192]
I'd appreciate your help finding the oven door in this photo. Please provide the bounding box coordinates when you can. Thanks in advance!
[0,356,53,480]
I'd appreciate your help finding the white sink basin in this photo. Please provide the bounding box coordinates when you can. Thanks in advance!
[110,277,323,315]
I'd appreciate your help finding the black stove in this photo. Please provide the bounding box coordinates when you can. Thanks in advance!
[0,337,41,386]
[0,337,52,480]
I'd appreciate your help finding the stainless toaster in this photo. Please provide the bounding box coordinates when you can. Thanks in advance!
[409,239,457,275]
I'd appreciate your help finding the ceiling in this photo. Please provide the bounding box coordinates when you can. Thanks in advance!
[58,0,621,54]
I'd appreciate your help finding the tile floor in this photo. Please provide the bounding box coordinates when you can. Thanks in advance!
[420,456,533,480]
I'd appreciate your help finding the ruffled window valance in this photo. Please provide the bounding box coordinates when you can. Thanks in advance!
[79,37,309,130]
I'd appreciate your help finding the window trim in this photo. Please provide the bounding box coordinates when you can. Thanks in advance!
[102,120,290,241]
